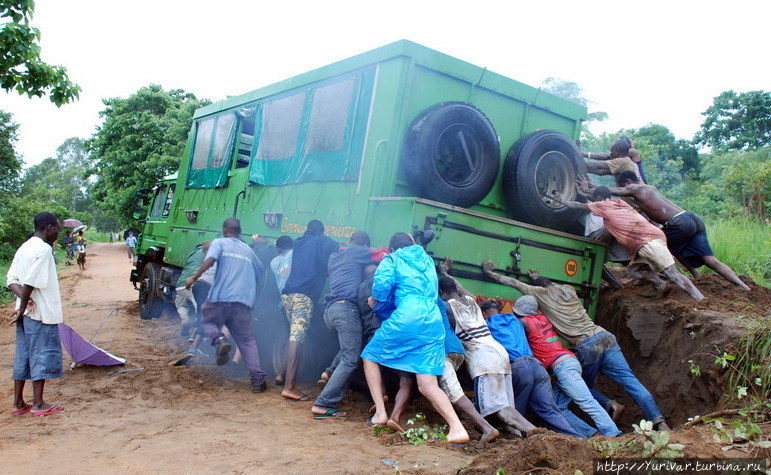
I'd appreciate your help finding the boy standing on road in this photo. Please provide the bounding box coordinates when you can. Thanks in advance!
[8,212,66,416]
[125,231,138,262]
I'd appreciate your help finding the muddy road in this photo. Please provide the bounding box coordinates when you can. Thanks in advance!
[1,243,768,474]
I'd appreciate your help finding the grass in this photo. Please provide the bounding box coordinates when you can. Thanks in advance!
[703,218,770,287]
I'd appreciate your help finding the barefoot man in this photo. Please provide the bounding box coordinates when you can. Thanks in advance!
[8,212,66,416]
[611,170,750,290]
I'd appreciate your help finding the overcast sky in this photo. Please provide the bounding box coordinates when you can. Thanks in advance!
[2,0,768,167]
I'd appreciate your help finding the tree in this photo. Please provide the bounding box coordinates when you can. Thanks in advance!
[0,109,23,191]
[633,124,701,180]
[86,85,210,223]
[20,137,90,211]
[0,1,80,106]
[694,90,771,152]
[542,77,608,123]
[721,148,770,220]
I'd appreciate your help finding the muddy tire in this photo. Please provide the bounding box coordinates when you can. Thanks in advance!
[138,262,162,319]
[402,102,500,208]
[503,130,586,233]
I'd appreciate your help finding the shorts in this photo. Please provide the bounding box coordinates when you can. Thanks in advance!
[14,316,63,381]
[281,293,313,343]
[606,157,640,177]
[473,373,515,417]
[663,212,713,268]
[439,352,465,403]
[633,238,675,273]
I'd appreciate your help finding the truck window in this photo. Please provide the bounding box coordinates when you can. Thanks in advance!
[149,184,169,218]
[257,92,306,161]
[305,79,355,154]
[187,112,237,188]
[249,71,373,186]
[161,183,175,217]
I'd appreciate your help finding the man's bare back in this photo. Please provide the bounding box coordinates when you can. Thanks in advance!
[609,183,682,224]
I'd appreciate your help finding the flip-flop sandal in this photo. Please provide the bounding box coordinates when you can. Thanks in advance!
[12,404,32,416]
[31,404,64,416]
[313,408,347,419]
[367,417,386,427]
[386,419,405,433]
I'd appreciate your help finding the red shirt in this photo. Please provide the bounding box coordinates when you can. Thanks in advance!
[586,199,665,255]
[520,313,573,368]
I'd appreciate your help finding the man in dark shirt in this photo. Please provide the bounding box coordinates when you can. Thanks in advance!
[280,219,339,401]
[311,231,374,418]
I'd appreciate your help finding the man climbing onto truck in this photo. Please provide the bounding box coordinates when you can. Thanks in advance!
[609,171,750,291]
[559,187,704,301]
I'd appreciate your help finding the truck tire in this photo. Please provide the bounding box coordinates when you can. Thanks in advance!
[138,262,163,319]
[402,102,500,208]
[503,130,586,233]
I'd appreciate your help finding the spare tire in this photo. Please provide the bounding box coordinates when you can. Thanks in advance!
[503,130,586,233]
[402,102,500,208]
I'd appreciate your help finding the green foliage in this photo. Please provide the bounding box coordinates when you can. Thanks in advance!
[401,413,448,445]
[0,109,23,191]
[703,218,770,286]
[632,420,685,458]
[21,137,90,211]
[694,90,771,152]
[86,84,210,225]
[704,398,771,450]
[0,0,80,106]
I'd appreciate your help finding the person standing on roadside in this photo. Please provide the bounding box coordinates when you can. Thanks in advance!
[125,231,138,263]
[280,219,338,401]
[7,212,66,416]
[185,217,268,394]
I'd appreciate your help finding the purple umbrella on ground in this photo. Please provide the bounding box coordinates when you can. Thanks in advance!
[58,323,126,366]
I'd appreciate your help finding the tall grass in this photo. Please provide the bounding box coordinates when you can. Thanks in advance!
[704,218,770,288]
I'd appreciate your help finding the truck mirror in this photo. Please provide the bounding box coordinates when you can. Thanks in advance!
[132,188,151,220]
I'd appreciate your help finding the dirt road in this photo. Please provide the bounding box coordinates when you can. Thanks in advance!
[0,243,473,474]
[2,243,768,474]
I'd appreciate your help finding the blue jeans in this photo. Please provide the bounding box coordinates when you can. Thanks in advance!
[314,301,363,408]
[552,356,622,437]
[510,355,581,437]
[575,331,664,425]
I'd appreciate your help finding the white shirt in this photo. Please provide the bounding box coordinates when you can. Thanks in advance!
[7,236,63,324]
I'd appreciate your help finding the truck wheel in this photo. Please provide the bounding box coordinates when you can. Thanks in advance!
[503,130,586,233]
[138,262,162,319]
[402,102,500,208]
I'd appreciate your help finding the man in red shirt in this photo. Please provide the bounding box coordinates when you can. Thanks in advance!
[513,295,621,438]
[561,187,703,301]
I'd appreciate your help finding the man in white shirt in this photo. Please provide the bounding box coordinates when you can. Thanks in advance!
[7,212,65,416]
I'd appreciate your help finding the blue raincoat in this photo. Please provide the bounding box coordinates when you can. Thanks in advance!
[360,245,445,375]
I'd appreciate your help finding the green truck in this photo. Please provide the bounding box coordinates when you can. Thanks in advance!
[131,40,604,326]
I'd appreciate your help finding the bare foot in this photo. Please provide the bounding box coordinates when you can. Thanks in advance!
[281,390,311,401]
[447,428,470,445]
[369,411,388,426]
[480,427,500,443]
